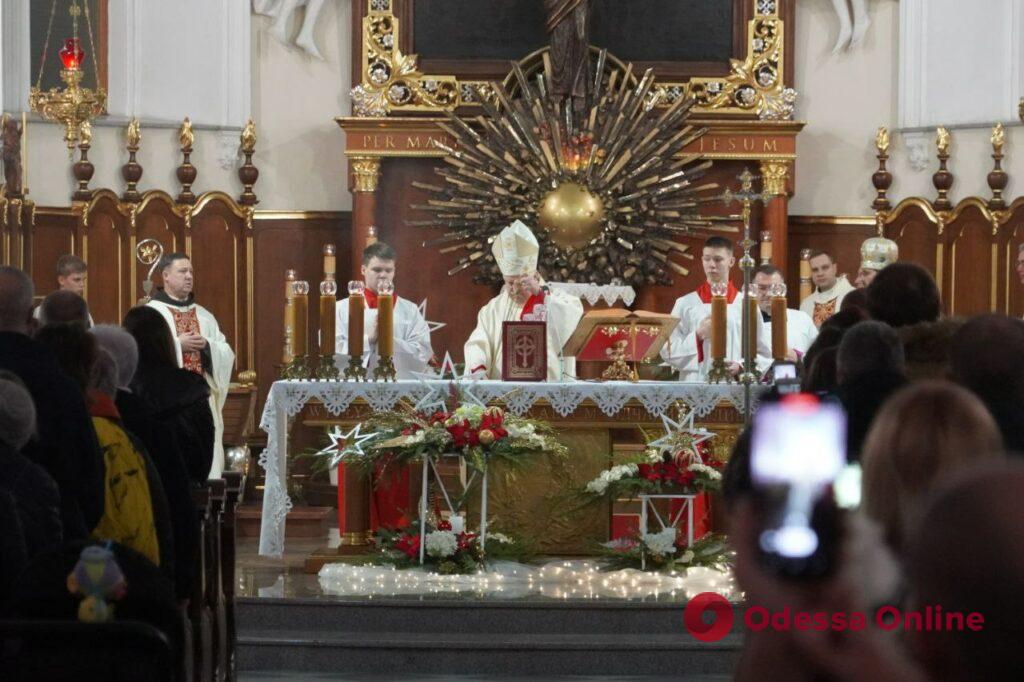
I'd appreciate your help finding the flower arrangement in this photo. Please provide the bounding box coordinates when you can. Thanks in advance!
[373,518,529,575]
[336,385,567,474]
[584,434,723,499]
[601,530,732,573]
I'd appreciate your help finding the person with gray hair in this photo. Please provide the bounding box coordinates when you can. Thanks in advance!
[837,321,908,461]
[0,266,104,539]
[90,324,139,390]
[37,289,93,328]
[94,322,201,599]
[0,372,63,558]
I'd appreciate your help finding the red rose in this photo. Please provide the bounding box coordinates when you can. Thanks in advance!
[447,419,480,448]
[395,534,421,559]
[456,532,477,551]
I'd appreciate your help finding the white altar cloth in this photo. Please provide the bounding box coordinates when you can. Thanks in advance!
[257,379,758,556]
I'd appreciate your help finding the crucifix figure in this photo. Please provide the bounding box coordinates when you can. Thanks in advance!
[544,0,592,101]
[514,335,536,368]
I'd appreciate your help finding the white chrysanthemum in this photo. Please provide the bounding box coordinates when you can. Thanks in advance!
[487,532,513,544]
[506,422,536,438]
[586,479,609,494]
[425,530,458,558]
[688,462,721,480]
[642,527,678,557]
[679,550,695,564]
[451,404,484,425]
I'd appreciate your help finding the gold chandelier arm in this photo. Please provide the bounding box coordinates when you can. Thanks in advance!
[35,0,60,89]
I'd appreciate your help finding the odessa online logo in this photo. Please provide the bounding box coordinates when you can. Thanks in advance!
[683,592,735,643]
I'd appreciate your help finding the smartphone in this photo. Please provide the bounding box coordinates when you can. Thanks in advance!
[772,361,801,394]
[750,394,846,579]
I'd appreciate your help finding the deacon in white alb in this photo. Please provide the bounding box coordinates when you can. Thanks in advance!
[800,250,855,327]
[147,252,235,478]
[662,236,769,381]
[335,241,433,378]
[464,220,584,381]
[752,264,818,371]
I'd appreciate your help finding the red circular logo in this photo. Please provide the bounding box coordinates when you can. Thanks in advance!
[683,592,735,642]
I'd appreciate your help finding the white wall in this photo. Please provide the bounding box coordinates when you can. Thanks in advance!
[792,0,1024,216]
[20,1,352,210]
[15,1,1024,216]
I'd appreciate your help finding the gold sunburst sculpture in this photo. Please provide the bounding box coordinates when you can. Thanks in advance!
[409,49,736,287]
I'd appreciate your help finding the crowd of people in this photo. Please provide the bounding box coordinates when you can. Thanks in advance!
[725,259,1024,680]
[0,261,215,634]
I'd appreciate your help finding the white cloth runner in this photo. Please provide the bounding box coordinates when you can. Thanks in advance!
[257,379,759,557]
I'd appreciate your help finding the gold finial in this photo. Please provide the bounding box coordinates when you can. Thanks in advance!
[179,117,194,152]
[991,122,1005,154]
[240,118,256,154]
[936,126,951,155]
[78,120,92,146]
[126,117,141,149]
[875,126,890,155]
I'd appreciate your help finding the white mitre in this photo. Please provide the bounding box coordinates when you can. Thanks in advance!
[492,220,539,277]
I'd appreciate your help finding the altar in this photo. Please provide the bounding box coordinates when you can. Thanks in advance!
[257,379,756,557]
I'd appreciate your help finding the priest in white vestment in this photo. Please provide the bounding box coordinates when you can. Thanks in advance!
[800,250,855,327]
[335,242,433,378]
[147,252,235,479]
[752,264,818,371]
[464,221,583,381]
[662,236,769,381]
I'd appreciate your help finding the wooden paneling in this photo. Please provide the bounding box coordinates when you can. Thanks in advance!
[787,216,875,307]
[252,212,352,409]
[946,205,993,317]
[28,209,77,298]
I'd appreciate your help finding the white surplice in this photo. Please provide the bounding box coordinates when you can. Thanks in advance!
[463,288,583,381]
[147,295,235,479]
[662,291,770,381]
[334,295,433,379]
[799,275,855,327]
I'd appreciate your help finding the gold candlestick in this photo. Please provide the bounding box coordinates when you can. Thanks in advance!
[747,285,759,365]
[799,249,813,305]
[373,280,396,382]
[344,281,367,381]
[281,269,296,366]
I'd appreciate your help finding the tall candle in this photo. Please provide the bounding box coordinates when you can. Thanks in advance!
[799,248,813,304]
[711,294,727,360]
[323,244,336,279]
[377,292,394,357]
[282,298,295,364]
[293,281,309,357]
[759,231,772,263]
[348,283,365,359]
[21,112,27,194]
[320,280,337,357]
[282,269,296,364]
[771,296,788,360]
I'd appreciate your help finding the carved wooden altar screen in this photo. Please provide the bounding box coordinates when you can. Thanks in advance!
[341,0,803,357]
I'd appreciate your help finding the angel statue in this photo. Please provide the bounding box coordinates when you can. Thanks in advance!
[253,0,329,61]
[1,114,22,196]
[828,0,871,54]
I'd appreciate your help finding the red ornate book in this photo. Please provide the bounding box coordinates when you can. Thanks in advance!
[501,321,547,382]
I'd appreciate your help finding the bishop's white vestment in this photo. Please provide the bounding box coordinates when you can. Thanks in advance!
[464,288,583,381]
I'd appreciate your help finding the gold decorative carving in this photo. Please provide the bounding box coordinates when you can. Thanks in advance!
[241,119,257,154]
[126,118,141,148]
[991,122,1005,155]
[350,156,381,193]
[760,161,788,196]
[936,127,950,155]
[354,1,792,119]
[179,118,195,153]
[875,126,890,155]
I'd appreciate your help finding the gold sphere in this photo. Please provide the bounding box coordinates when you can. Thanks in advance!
[478,429,495,445]
[538,182,605,250]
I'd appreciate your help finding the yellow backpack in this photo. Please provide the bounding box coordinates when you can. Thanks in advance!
[90,417,160,566]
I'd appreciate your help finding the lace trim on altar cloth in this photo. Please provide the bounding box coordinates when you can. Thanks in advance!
[257,379,760,556]
[548,283,636,306]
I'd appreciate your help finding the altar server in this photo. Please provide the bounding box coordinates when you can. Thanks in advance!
[464,220,583,381]
[147,253,234,478]
[800,250,855,327]
[335,242,433,378]
[854,236,899,289]
[662,236,769,381]
[752,264,817,369]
